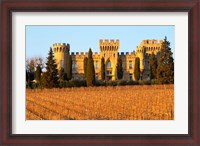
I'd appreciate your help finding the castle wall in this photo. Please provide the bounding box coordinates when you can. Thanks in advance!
[53,39,163,81]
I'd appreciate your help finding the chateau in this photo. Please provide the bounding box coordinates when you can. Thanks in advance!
[52,39,163,81]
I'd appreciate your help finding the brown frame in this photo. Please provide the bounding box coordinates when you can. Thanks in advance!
[0,0,199,145]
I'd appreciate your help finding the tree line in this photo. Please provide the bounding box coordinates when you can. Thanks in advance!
[133,36,174,84]
[26,37,174,89]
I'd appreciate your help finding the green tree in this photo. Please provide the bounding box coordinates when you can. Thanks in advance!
[42,47,59,88]
[67,55,72,80]
[26,70,28,83]
[134,57,140,81]
[86,48,95,86]
[149,53,158,80]
[83,57,88,79]
[157,36,174,84]
[116,56,123,80]
[35,65,42,82]
[101,57,105,80]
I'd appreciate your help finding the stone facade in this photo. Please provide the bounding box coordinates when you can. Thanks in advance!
[53,39,163,81]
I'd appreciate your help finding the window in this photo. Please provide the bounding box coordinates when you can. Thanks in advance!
[72,61,77,69]
[129,61,132,69]
[107,61,111,68]
[107,71,112,75]
[129,74,132,80]
[60,60,63,68]
[122,63,125,69]
[143,59,145,66]
[95,73,98,79]
[95,61,98,69]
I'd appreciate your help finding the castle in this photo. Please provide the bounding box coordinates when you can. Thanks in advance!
[52,39,163,81]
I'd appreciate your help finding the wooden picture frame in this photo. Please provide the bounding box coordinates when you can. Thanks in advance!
[0,0,199,145]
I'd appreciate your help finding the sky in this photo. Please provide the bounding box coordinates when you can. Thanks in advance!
[26,26,174,59]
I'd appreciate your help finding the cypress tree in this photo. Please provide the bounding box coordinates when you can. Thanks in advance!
[67,55,72,81]
[101,57,105,80]
[86,48,95,86]
[116,56,123,80]
[35,65,42,82]
[157,36,174,84]
[149,53,158,80]
[42,47,59,88]
[83,57,88,79]
[134,57,140,81]
[59,67,65,87]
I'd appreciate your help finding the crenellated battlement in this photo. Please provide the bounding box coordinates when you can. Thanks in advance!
[70,52,100,56]
[53,43,70,53]
[140,39,163,45]
[99,39,120,52]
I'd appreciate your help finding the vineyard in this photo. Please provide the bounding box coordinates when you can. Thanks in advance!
[26,85,174,120]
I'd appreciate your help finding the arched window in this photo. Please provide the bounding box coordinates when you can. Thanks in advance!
[107,60,111,68]
[60,60,63,68]
[129,61,132,69]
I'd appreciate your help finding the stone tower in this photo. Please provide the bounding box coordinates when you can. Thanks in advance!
[99,39,120,80]
[136,45,146,72]
[53,43,70,72]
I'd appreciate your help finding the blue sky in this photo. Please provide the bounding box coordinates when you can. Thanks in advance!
[26,26,174,59]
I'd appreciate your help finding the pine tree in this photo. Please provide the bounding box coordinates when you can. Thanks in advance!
[149,53,158,80]
[42,47,59,88]
[157,36,174,84]
[35,65,42,82]
[83,57,88,79]
[116,56,123,80]
[134,57,140,81]
[86,48,95,86]
[101,57,105,80]
[67,55,72,81]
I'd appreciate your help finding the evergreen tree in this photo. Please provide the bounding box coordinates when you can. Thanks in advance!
[101,57,105,80]
[116,56,123,80]
[149,53,158,80]
[157,36,174,84]
[67,55,72,80]
[42,47,59,88]
[59,67,65,87]
[86,48,95,86]
[35,65,42,82]
[134,57,140,81]
[26,70,28,83]
[83,57,88,79]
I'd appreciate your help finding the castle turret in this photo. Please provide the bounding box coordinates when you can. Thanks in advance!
[99,39,120,80]
[53,43,70,72]
[136,46,145,71]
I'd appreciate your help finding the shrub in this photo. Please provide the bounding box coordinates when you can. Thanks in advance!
[29,81,42,89]
[151,79,158,85]
[106,80,117,86]
[127,80,139,85]
[95,80,106,86]
[67,79,87,87]
[117,80,127,86]
[139,80,151,85]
